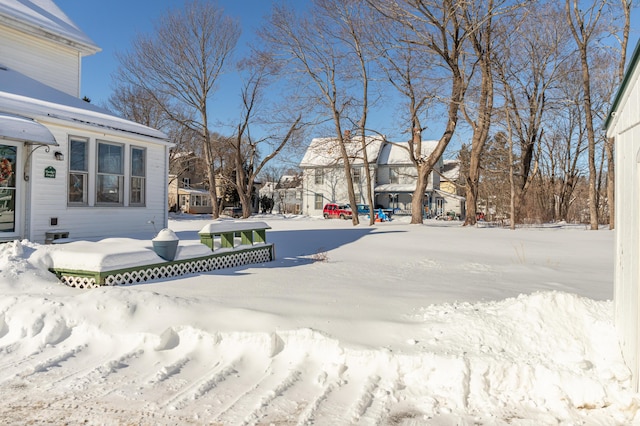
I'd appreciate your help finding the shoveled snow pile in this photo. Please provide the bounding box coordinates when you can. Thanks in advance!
[0,214,637,425]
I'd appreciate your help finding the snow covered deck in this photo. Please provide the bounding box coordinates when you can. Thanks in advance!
[49,221,275,288]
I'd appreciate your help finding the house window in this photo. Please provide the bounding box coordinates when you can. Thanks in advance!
[182,177,191,188]
[130,146,146,206]
[192,194,210,207]
[389,167,399,184]
[314,193,323,210]
[68,137,88,205]
[315,168,323,184]
[352,167,361,184]
[96,141,124,205]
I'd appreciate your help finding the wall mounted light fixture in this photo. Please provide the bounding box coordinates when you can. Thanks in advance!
[54,151,64,161]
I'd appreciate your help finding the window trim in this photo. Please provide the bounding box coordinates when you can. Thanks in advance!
[68,136,89,206]
[96,140,125,206]
[130,145,146,206]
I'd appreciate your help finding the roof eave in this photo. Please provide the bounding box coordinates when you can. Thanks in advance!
[605,37,640,131]
[0,14,100,56]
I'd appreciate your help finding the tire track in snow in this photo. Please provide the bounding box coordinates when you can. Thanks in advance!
[241,367,303,425]
[160,361,238,410]
[213,362,296,425]
[6,344,87,381]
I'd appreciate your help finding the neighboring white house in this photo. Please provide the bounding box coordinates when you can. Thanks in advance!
[259,174,303,214]
[0,0,172,243]
[605,39,640,390]
[299,136,464,218]
[299,135,384,215]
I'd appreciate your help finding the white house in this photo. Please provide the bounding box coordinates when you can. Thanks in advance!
[299,136,463,217]
[259,174,303,214]
[299,135,384,214]
[0,0,172,243]
[605,39,640,390]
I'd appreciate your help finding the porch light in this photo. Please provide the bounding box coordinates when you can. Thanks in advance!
[54,151,64,161]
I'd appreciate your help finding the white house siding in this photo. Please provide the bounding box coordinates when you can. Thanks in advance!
[614,130,640,390]
[0,25,81,97]
[606,40,640,390]
[26,123,169,243]
[302,165,376,217]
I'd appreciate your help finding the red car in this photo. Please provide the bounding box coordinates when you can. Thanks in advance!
[323,203,353,219]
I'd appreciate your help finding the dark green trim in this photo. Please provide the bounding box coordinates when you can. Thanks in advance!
[605,37,640,130]
[50,244,275,286]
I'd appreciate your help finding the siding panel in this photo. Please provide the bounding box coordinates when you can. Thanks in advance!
[27,124,168,243]
[0,26,80,96]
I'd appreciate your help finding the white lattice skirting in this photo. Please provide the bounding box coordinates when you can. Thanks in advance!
[54,245,274,289]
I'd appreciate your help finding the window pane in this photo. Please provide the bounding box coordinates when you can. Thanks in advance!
[97,174,122,203]
[69,139,87,172]
[131,147,145,177]
[98,143,123,174]
[130,177,144,205]
[68,173,86,203]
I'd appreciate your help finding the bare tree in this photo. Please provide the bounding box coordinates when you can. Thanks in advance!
[260,2,363,225]
[228,56,303,219]
[325,0,380,225]
[369,13,437,220]
[115,0,240,219]
[368,0,471,224]
[460,0,502,226]
[603,0,632,229]
[565,0,607,230]
[493,1,570,224]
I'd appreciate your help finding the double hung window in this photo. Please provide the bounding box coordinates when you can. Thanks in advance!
[68,138,88,204]
[130,146,146,206]
[97,141,124,205]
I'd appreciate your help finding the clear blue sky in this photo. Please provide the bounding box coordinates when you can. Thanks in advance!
[54,1,640,158]
[53,0,425,146]
[55,0,288,133]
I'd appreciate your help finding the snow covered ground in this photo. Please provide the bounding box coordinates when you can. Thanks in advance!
[0,214,637,425]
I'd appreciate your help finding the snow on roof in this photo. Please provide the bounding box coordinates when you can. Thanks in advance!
[0,66,168,143]
[442,159,460,180]
[178,188,209,195]
[0,0,99,55]
[378,140,440,165]
[0,112,57,145]
[375,182,435,192]
[299,135,385,167]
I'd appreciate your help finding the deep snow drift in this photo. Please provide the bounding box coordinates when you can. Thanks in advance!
[0,214,637,425]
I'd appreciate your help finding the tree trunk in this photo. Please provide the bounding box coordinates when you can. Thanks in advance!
[606,138,614,229]
[411,165,429,223]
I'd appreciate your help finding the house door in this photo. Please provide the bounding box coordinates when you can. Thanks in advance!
[0,144,19,236]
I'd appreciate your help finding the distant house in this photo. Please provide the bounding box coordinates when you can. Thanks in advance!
[0,0,171,243]
[299,136,465,218]
[168,151,213,214]
[605,39,640,390]
[259,174,303,214]
[437,159,466,219]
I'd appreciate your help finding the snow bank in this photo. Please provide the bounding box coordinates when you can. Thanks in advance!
[0,216,637,424]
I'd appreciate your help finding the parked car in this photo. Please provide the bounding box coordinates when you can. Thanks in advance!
[355,204,370,215]
[222,206,243,218]
[323,203,353,219]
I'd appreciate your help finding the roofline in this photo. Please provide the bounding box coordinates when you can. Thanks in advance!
[0,14,100,56]
[605,37,640,130]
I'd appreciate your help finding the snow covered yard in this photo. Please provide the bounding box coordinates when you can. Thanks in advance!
[0,214,637,425]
